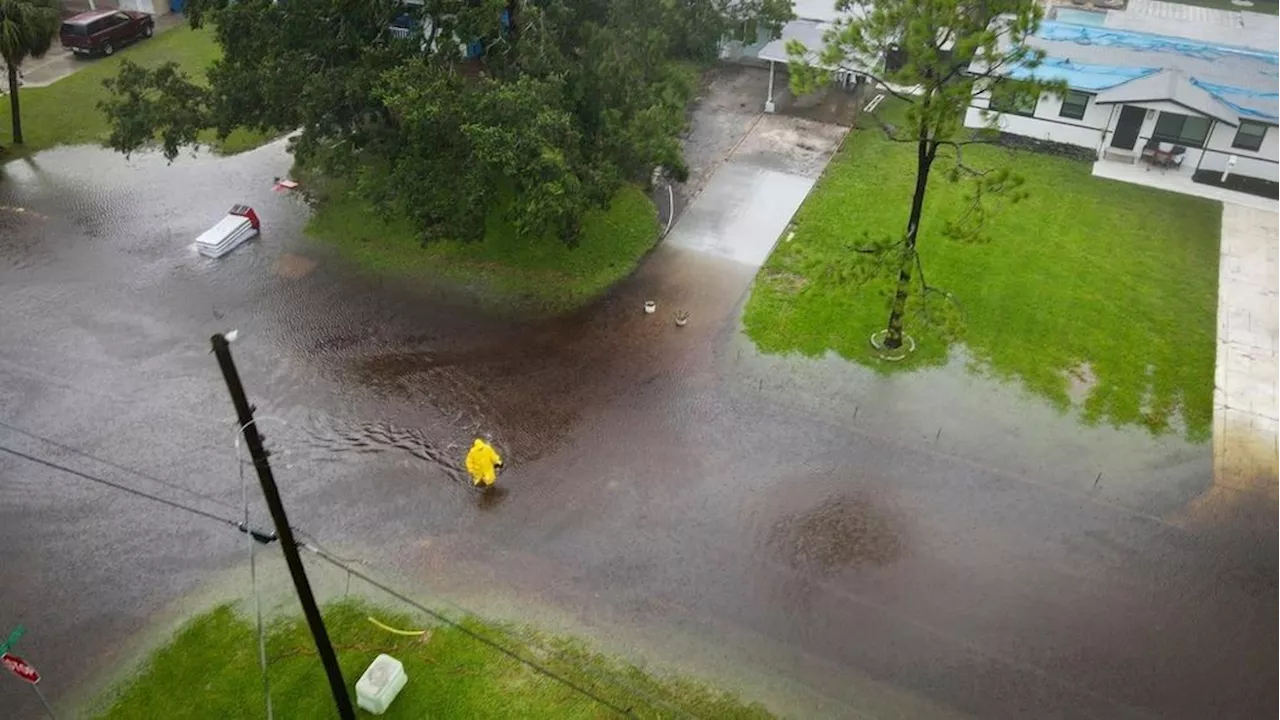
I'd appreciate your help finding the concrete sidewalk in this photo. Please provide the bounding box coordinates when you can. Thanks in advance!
[1211,203,1279,499]
[1091,159,1279,213]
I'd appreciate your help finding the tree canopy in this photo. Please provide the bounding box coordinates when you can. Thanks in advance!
[0,0,60,144]
[100,0,794,244]
[787,0,1062,353]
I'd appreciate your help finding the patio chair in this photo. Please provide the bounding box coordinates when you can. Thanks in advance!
[1142,141,1185,172]
[1157,142,1186,171]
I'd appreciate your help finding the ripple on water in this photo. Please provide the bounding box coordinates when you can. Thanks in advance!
[296,415,471,485]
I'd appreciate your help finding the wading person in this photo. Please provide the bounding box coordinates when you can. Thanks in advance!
[465,438,502,489]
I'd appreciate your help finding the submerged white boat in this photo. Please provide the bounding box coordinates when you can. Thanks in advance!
[196,205,260,258]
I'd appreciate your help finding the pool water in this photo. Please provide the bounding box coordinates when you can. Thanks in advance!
[1055,8,1108,26]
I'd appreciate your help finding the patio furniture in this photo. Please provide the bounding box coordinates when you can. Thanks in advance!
[1141,141,1186,171]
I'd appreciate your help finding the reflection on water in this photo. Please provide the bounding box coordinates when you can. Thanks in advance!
[729,339,1213,520]
[475,484,510,511]
[770,492,906,574]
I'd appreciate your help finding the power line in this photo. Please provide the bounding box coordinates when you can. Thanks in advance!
[302,545,639,718]
[292,528,364,565]
[0,441,678,716]
[302,534,697,719]
[0,444,276,544]
[0,418,684,715]
[212,332,355,720]
[0,419,240,513]
[238,424,276,720]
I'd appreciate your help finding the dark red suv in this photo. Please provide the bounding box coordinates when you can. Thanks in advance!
[59,10,154,58]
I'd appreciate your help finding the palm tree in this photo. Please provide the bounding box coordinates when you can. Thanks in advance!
[0,0,60,145]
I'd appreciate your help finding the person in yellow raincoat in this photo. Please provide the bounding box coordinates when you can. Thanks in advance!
[465,438,503,488]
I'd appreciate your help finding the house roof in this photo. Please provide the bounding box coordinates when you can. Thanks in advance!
[1093,69,1241,125]
[1106,0,1278,53]
[1010,20,1279,124]
[758,20,833,66]
[792,0,843,24]
[756,0,858,65]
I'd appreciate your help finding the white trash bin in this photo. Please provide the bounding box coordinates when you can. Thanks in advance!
[355,653,408,715]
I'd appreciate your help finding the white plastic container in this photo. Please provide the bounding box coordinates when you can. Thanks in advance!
[195,215,256,258]
[355,654,408,715]
[195,205,260,258]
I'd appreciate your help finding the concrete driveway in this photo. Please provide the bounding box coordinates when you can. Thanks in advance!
[1185,204,1280,525]
[666,114,845,267]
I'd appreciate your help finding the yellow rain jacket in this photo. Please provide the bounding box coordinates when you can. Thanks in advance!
[465,439,503,487]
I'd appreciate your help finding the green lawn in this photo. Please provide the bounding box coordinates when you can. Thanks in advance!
[0,25,273,163]
[742,102,1222,440]
[94,600,769,719]
[304,178,661,314]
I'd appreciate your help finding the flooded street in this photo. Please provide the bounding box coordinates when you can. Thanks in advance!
[1,82,1276,719]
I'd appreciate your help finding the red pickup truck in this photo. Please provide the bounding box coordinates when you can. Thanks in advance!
[59,10,154,57]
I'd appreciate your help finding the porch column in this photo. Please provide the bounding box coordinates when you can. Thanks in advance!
[766,60,776,114]
[1097,104,1118,159]
[1193,119,1215,175]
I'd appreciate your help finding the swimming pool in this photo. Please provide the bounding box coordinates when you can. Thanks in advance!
[1054,7,1108,26]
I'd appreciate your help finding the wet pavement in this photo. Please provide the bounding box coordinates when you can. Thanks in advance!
[666,114,844,265]
[1,67,1276,719]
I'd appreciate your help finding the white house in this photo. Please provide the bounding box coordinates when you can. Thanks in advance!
[966,3,1280,187]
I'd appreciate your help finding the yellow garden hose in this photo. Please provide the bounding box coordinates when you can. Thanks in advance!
[366,616,427,636]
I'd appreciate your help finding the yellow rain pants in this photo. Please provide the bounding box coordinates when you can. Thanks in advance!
[465,439,503,487]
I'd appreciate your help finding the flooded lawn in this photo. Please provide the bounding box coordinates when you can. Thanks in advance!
[743,99,1222,441]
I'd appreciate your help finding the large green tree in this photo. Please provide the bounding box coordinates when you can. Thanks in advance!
[0,0,59,145]
[788,0,1061,354]
[100,0,793,246]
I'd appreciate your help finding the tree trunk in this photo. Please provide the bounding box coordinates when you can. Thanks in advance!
[6,63,22,145]
[425,16,439,51]
[883,135,935,349]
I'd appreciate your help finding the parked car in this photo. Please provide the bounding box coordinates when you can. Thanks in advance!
[59,10,154,58]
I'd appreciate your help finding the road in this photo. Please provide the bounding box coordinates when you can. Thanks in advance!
[0,76,1275,718]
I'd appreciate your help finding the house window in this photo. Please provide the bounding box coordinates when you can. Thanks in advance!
[989,83,1038,116]
[1151,112,1210,148]
[1059,91,1090,120]
[1232,120,1268,152]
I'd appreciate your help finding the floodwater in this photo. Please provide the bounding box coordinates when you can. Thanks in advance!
[1,71,1276,719]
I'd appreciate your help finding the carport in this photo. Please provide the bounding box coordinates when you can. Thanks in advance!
[757,19,868,113]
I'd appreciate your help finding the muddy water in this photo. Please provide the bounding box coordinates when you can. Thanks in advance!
[1,135,1275,719]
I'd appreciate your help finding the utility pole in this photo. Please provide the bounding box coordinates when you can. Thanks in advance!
[210,333,355,720]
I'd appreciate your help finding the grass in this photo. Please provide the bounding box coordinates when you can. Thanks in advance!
[742,100,1222,440]
[303,177,661,314]
[0,25,275,163]
[95,600,770,719]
